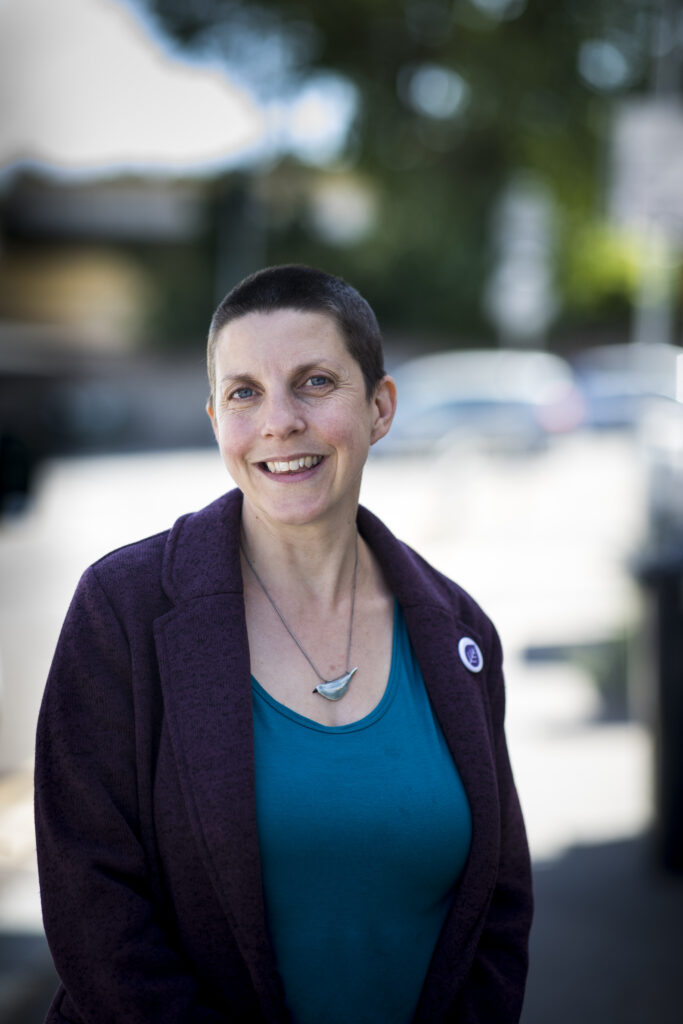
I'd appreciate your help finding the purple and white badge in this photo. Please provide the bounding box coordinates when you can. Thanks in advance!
[458,636,484,673]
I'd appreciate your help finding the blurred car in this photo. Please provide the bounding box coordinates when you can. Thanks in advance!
[381,348,584,455]
[571,341,683,431]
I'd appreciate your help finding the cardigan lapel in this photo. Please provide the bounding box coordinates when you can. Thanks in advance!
[153,490,287,1021]
[154,596,286,1021]
[357,507,501,1019]
[404,602,500,1021]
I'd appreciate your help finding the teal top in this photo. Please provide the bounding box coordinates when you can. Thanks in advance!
[251,601,472,1024]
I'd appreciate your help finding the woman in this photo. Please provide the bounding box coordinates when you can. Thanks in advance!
[35,265,532,1024]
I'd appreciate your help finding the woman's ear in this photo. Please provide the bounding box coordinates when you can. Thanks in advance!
[370,375,397,446]
[206,398,219,442]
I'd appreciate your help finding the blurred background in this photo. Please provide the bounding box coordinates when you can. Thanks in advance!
[1,0,683,1020]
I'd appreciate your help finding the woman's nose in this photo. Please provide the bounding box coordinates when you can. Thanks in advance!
[259,389,305,439]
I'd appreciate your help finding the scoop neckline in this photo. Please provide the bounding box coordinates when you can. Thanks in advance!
[251,599,400,734]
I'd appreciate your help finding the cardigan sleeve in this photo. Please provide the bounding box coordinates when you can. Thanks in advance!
[34,567,228,1024]
[453,625,533,1022]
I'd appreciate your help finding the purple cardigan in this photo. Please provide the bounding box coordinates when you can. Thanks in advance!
[35,488,532,1024]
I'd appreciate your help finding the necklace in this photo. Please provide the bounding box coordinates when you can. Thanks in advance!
[240,535,359,702]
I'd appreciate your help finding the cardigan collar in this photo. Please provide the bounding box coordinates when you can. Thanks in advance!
[154,488,500,1023]
[161,487,460,617]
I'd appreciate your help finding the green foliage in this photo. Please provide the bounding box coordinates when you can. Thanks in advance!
[141,0,660,345]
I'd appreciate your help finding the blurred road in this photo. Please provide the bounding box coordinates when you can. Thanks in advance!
[1,433,682,1023]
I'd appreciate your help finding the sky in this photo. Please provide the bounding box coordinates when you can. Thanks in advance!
[0,0,267,178]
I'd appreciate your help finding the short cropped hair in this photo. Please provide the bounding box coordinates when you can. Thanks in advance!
[207,265,385,403]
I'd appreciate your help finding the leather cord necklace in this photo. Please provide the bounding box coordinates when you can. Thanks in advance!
[240,535,359,702]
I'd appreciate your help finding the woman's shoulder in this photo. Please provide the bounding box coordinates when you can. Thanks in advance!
[91,527,169,574]
[82,488,242,610]
[398,537,496,638]
[72,528,173,628]
[358,505,495,636]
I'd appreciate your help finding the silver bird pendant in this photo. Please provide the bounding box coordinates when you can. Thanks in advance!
[313,667,358,701]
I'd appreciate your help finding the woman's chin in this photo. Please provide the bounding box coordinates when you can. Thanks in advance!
[243,487,355,532]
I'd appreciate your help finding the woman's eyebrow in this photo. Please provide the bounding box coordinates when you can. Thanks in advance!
[219,360,338,387]
[291,360,335,377]
[218,371,258,386]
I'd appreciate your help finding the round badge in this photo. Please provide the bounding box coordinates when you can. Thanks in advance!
[458,636,484,673]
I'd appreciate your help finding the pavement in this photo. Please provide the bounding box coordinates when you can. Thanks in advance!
[0,767,57,1024]
[0,931,57,1024]
[1,438,682,1022]
[524,836,683,1024]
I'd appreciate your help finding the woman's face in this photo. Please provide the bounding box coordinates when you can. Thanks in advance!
[207,308,396,531]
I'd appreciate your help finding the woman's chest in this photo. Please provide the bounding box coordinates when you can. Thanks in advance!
[245,588,395,726]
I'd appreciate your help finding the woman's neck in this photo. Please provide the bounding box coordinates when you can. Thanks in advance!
[240,504,360,607]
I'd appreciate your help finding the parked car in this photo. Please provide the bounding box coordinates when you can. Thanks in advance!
[381,348,584,455]
[571,341,683,431]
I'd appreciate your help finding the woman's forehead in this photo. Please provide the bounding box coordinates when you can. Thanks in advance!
[215,308,349,363]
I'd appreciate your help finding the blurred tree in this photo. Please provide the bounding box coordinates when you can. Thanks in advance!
[141,0,668,348]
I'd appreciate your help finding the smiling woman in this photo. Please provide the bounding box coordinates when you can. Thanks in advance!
[34,264,532,1024]
[206,305,393,537]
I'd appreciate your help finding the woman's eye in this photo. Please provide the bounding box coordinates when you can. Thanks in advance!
[305,375,331,388]
[229,386,256,401]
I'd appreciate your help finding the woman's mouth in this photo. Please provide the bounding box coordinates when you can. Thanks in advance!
[263,455,323,474]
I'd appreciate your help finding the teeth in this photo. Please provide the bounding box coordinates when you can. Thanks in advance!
[265,455,322,474]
